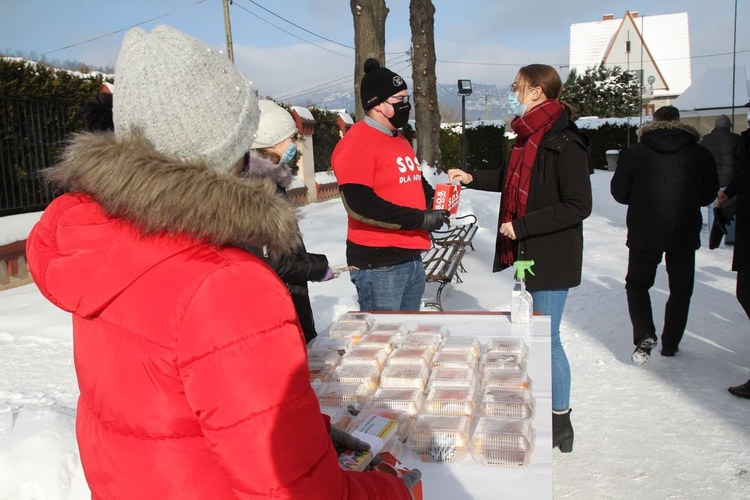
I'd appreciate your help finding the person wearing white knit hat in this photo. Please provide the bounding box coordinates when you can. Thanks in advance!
[27,25,416,500]
[245,99,335,344]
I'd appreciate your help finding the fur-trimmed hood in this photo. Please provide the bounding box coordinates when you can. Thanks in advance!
[245,151,294,188]
[44,131,301,256]
[637,120,701,154]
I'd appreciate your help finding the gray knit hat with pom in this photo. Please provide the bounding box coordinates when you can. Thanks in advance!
[113,25,259,174]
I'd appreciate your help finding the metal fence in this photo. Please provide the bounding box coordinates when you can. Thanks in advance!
[0,96,83,216]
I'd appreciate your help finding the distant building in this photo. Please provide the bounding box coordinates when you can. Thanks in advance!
[569,11,691,116]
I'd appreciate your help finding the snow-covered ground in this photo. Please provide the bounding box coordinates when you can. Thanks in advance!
[2,170,750,499]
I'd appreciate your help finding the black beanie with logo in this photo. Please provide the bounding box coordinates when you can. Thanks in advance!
[360,58,408,110]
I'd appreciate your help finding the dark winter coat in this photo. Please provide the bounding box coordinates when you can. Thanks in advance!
[26,131,412,500]
[465,110,592,291]
[244,153,328,344]
[699,126,744,186]
[611,120,719,252]
[724,152,750,272]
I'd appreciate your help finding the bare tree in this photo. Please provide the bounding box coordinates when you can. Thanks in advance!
[350,0,388,121]
[409,0,441,169]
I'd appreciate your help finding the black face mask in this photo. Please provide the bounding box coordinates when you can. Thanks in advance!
[388,101,411,129]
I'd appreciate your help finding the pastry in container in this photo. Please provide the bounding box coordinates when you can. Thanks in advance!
[485,338,529,358]
[309,363,333,384]
[469,417,536,467]
[309,336,354,356]
[339,347,389,371]
[328,322,369,345]
[480,352,527,373]
[379,365,430,391]
[330,364,380,391]
[478,388,535,419]
[369,323,409,336]
[307,349,342,368]
[368,388,425,417]
[385,347,434,368]
[394,333,442,353]
[439,336,481,358]
[407,415,471,463]
[426,367,477,389]
[321,405,356,430]
[333,312,376,330]
[316,382,372,409]
[408,323,451,341]
[357,332,402,354]
[433,351,478,370]
[422,387,476,418]
[481,370,533,391]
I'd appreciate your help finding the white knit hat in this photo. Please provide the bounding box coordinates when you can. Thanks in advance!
[251,100,297,149]
[113,25,259,174]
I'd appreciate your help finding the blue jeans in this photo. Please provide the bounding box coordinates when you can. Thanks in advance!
[349,258,426,311]
[530,289,571,412]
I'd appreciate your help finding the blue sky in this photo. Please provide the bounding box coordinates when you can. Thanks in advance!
[1,0,748,105]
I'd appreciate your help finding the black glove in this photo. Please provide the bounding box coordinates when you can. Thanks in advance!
[400,469,422,497]
[421,210,450,231]
[330,425,370,451]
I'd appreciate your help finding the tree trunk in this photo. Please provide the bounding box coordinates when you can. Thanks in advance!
[409,0,441,169]
[350,0,388,122]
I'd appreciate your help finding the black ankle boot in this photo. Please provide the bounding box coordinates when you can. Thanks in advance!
[553,409,574,453]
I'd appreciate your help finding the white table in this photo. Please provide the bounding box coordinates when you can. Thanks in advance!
[338,312,553,500]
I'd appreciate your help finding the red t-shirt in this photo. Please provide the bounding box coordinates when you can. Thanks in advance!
[332,121,430,250]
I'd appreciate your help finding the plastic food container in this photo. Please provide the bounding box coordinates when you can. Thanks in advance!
[386,347,434,368]
[408,323,451,341]
[433,351,478,370]
[368,388,425,417]
[309,336,354,356]
[309,364,333,384]
[330,364,380,391]
[328,322,369,344]
[427,367,477,389]
[379,365,430,391]
[478,388,535,419]
[321,405,356,430]
[340,347,389,371]
[334,312,376,330]
[357,332,402,354]
[422,387,476,417]
[395,333,442,353]
[408,415,471,463]
[481,370,533,391]
[369,323,409,336]
[316,382,372,409]
[307,349,342,368]
[485,338,529,358]
[469,417,536,467]
[439,336,482,358]
[480,353,527,373]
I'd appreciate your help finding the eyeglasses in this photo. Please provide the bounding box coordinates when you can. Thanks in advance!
[510,83,537,93]
[386,94,410,104]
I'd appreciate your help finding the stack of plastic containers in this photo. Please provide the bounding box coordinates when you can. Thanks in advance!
[308,315,537,468]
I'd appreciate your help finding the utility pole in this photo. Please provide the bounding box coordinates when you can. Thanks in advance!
[484,92,489,120]
[222,0,234,63]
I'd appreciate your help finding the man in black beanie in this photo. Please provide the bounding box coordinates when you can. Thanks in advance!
[331,58,449,311]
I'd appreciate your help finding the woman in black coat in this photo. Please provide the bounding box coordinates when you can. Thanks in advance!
[245,100,333,344]
[448,64,592,454]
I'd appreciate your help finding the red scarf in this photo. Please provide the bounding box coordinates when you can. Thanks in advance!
[500,98,565,267]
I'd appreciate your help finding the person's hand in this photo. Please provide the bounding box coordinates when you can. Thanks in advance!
[319,266,335,282]
[447,169,473,185]
[421,210,451,231]
[330,425,370,451]
[400,469,422,498]
[716,190,728,206]
[499,221,516,240]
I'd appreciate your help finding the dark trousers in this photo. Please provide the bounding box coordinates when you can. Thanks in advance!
[625,248,695,349]
[737,271,750,318]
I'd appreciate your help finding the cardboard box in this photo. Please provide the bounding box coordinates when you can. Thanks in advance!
[338,415,398,472]
[433,183,461,215]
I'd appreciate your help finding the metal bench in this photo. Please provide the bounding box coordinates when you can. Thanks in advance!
[431,213,478,251]
[421,244,466,311]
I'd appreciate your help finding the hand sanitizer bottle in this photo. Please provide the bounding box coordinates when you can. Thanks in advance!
[511,260,535,324]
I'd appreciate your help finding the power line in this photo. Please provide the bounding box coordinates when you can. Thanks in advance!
[42,0,209,56]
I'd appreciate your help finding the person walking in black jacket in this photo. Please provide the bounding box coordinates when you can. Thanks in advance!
[611,106,718,364]
[449,64,592,454]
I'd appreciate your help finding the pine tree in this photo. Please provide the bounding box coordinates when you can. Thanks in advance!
[561,66,641,118]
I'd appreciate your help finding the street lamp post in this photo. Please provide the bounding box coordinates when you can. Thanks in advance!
[458,79,473,169]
